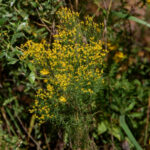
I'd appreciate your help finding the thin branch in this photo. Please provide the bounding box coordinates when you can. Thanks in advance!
[36,8,51,33]
[44,129,51,150]
[16,115,43,150]
[75,0,78,11]
[1,107,11,135]
[34,21,47,27]
[107,0,113,19]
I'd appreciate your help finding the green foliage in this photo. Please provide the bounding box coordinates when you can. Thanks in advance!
[20,8,107,149]
[0,0,63,149]
[0,0,150,149]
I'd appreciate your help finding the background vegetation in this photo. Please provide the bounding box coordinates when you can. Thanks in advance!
[0,0,150,149]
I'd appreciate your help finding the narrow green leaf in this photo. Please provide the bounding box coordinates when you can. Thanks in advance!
[8,59,18,65]
[112,11,150,28]
[125,102,136,112]
[28,114,36,139]
[129,112,143,118]
[3,97,16,106]
[129,16,150,28]
[120,115,142,150]
[110,104,120,112]
[112,11,129,19]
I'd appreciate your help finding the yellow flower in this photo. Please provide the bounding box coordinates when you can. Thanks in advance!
[114,52,125,62]
[47,84,53,92]
[21,7,108,122]
[40,69,49,75]
[59,96,67,103]
[44,79,48,83]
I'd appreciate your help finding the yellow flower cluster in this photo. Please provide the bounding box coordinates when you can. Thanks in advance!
[21,8,108,122]
[114,52,126,62]
[59,96,67,103]
[107,42,117,51]
[40,68,49,75]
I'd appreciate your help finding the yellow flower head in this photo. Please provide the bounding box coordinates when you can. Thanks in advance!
[40,69,49,75]
[59,96,67,103]
[114,52,126,62]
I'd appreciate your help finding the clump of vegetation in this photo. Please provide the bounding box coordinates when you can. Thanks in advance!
[0,0,150,149]
[21,8,108,149]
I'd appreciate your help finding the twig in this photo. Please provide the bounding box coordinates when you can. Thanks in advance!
[28,114,36,142]
[75,0,78,11]
[49,20,56,43]
[103,0,113,49]
[44,129,51,150]
[107,0,113,19]
[1,107,11,135]
[34,21,47,27]
[111,118,115,150]
[16,115,43,150]
[36,8,51,33]
[68,0,73,10]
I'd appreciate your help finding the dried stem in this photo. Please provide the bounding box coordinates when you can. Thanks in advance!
[43,129,51,150]
[1,107,11,135]
[16,115,43,150]
[36,8,51,33]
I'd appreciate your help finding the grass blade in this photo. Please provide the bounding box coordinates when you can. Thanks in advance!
[112,11,150,28]
[119,115,142,150]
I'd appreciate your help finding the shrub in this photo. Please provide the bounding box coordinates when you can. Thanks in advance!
[21,7,108,149]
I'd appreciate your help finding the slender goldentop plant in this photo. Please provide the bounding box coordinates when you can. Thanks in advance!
[21,7,108,149]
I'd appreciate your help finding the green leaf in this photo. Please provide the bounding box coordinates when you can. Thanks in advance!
[97,121,108,135]
[30,2,37,8]
[3,97,16,106]
[28,114,36,139]
[110,104,120,112]
[0,51,6,59]
[129,16,150,28]
[92,132,99,140]
[125,102,136,112]
[133,80,141,86]
[11,32,25,44]
[112,11,150,28]
[112,11,129,19]
[120,115,142,150]
[109,126,123,141]
[11,48,23,56]
[28,63,35,72]
[7,58,18,65]
[17,22,28,31]
[129,112,143,118]
[28,72,35,84]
